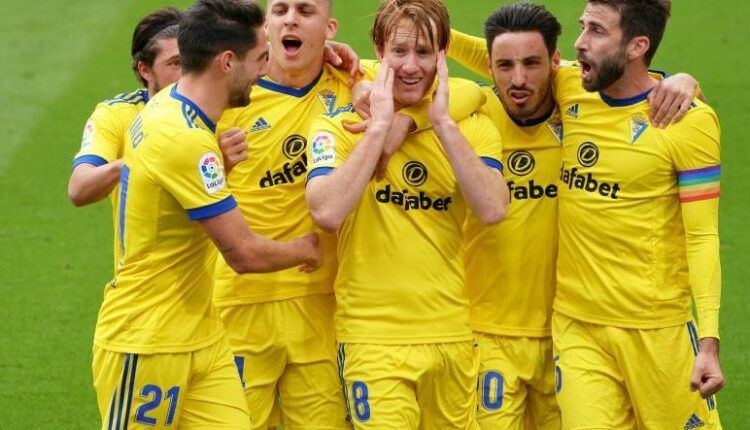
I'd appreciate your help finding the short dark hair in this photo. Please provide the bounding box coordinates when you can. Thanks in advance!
[179,0,265,74]
[484,2,561,57]
[588,0,671,65]
[131,7,182,87]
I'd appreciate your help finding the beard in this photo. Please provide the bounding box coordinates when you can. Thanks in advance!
[582,45,627,92]
[227,78,252,108]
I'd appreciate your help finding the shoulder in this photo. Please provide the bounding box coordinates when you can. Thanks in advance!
[669,99,720,137]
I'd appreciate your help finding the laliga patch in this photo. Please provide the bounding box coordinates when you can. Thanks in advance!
[198,152,227,195]
[311,132,336,166]
[81,120,95,150]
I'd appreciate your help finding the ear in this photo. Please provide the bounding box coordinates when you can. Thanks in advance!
[375,45,384,62]
[136,61,152,85]
[216,50,235,74]
[550,48,561,73]
[627,35,650,62]
[326,18,339,40]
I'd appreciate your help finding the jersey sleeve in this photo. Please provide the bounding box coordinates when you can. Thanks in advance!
[668,106,722,339]
[72,103,124,169]
[448,29,491,80]
[149,129,237,221]
[459,112,504,172]
[306,114,356,183]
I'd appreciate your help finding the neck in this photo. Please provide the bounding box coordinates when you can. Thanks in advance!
[175,73,228,124]
[267,56,325,88]
[601,62,659,99]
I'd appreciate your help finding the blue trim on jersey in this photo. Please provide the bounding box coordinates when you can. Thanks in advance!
[107,391,116,430]
[258,70,323,98]
[170,84,217,133]
[481,157,504,173]
[106,89,148,106]
[187,195,237,221]
[72,154,109,170]
[649,68,668,78]
[122,354,138,430]
[510,106,554,127]
[337,344,353,423]
[306,166,334,185]
[599,88,653,107]
[119,166,131,257]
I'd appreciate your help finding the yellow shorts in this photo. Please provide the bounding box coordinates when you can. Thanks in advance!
[552,313,721,430]
[474,332,560,430]
[92,337,250,430]
[219,294,347,430]
[338,341,480,429]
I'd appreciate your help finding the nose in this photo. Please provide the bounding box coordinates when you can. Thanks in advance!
[574,30,586,53]
[511,64,527,88]
[283,9,298,27]
[401,53,419,74]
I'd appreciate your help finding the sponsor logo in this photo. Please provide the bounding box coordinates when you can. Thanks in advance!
[566,103,579,119]
[260,135,308,188]
[375,185,453,212]
[559,165,620,199]
[250,117,271,133]
[630,115,649,144]
[577,142,599,168]
[508,180,558,201]
[507,151,535,176]
[199,152,226,194]
[311,132,335,165]
[402,161,428,186]
[81,120,95,149]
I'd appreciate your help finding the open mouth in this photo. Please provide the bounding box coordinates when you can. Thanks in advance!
[579,59,593,79]
[399,76,422,87]
[282,37,303,55]
[509,90,531,105]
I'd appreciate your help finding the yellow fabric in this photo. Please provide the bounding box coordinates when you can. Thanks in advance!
[72,89,148,273]
[552,312,721,430]
[92,338,251,430]
[307,110,503,344]
[465,87,560,338]
[448,29,491,79]
[553,64,722,335]
[213,65,351,306]
[94,83,231,354]
[219,294,347,430]
[338,342,480,429]
[474,332,559,430]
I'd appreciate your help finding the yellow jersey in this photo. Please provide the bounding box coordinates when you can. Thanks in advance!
[464,86,561,338]
[72,89,149,273]
[307,106,504,344]
[553,65,722,336]
[213,65,351,306]
[94,83,233,354]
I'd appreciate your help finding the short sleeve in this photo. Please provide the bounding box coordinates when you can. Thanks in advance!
[72,103,125,169]
[149,129,236,221]
[460,112,504,172]
[306,114,357,183]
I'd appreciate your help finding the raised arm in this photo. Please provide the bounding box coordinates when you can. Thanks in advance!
[430,52,508,224]
[448,29,492,80]
[68,160,123,206]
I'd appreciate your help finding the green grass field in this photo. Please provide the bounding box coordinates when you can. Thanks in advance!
[0,0,747,428]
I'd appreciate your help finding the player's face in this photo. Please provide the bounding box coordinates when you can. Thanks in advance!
[266,0,337,72]
[574,2,628,92]
[378,19,438,108]
[144,38,180,94]
[228,27,270,108]
[489,31,557,121]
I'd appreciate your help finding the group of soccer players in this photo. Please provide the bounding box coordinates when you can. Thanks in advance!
[69,0,725,429]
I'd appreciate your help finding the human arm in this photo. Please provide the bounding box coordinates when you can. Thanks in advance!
[431,52,508,224]
[448,29,492,80]
[68,160,123,206]
[648,72,704,128]
[324,40,363,87]
[306,64,395,232]
[200,208,321,274]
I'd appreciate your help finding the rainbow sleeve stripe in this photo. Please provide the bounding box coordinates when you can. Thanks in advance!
[678,165,721,203]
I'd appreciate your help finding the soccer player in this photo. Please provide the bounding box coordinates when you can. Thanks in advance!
[457,4,564,429]
[551,1,724,428]
[305,0,509,427]
[68,7,181,273]
[91,1,322,428]
[213,1,485,428]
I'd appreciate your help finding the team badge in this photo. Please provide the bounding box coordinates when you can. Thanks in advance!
[198,152,227,195]
[546,117,563,143]
[81,120,95,150]
[311,132,335,165]
[630,115,649,144]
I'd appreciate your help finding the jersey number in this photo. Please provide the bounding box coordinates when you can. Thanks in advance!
[481,371,504,411]
[135,385,180,426]
[351,381,371,422]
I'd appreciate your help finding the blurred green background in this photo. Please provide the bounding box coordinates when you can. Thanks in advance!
[0,0,746,427]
